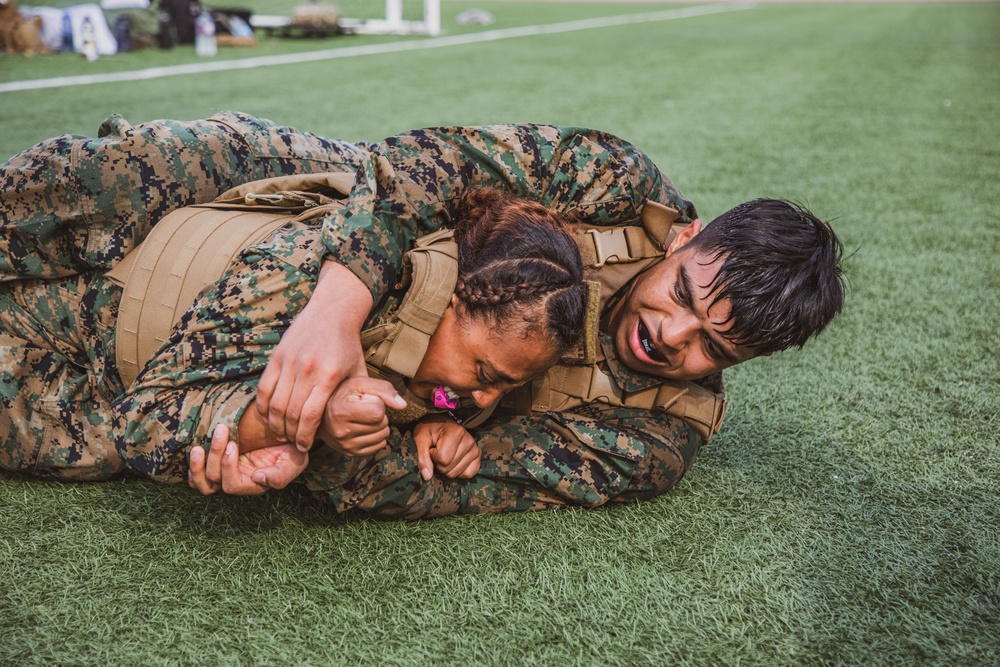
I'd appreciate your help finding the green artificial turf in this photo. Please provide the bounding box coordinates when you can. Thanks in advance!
[1,2,998,665]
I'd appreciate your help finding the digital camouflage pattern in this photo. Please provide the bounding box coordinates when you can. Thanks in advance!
[321,124,699,304]
[303,122,712,515]
[0,111,368,281]
[0,113,706,517]
[0,272,124,479]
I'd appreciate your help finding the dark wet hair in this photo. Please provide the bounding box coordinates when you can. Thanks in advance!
[450,187,586,356]
[685,198,845,355]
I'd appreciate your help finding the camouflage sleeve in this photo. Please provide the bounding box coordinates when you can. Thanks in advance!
[321,124,697,304]
[112,224,326,482]
[304,404,701,519]
[1,111,367,281]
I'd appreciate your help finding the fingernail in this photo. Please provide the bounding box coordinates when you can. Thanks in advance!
[226,442,236,457]
[421,467,432,481]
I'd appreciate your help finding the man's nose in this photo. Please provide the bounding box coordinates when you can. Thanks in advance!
[660,312,699,350]
[471,387,502,408]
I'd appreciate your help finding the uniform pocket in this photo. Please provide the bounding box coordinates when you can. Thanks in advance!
[510,411,646,507]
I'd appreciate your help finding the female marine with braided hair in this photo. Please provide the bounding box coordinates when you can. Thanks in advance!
[207,185,588,492]
[1,183,588,511]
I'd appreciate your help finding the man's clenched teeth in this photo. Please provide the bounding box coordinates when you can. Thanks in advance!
[638,320,667,363]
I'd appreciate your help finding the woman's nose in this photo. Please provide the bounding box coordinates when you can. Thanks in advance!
[471,387,502,408]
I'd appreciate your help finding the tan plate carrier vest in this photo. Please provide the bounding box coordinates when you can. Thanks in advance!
[107,174,726,442]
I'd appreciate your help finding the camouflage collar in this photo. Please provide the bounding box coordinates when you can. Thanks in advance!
[599,332,666,393]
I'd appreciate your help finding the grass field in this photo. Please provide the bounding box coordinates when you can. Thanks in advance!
[2,2,999,665]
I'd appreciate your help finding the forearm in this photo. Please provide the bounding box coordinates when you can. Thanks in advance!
[302,405,702,519]
[2,112,360,281]
[312,259,374,336]
[114,382,257,483]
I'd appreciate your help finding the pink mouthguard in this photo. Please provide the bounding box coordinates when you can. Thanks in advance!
[433,386,458,410]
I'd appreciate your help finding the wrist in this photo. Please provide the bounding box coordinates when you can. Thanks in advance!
[237,406,283,454]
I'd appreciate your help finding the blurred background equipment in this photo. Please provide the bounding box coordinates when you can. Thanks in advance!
[0,0,49,54]
[252,0,439,38]
[19,1,117,55]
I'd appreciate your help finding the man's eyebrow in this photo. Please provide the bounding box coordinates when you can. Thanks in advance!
[703,331,741,365]
[678,265,696,309]
[681,265,740,365]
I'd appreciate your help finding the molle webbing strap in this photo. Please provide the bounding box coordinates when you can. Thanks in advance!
[108,206,294,387]
[360,229,458,381]
[531,364,727,443]
[574,201,694,307]
[581,281,601,365]
[213,171,356,205]
[574,201,687,269]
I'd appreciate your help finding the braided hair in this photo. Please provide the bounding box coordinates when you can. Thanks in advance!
[450,187,586,356]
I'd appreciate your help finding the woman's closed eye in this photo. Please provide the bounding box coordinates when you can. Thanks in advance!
[476,366,497,387]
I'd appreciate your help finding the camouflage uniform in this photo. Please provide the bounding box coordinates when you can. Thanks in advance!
[0,112,367,480]
[0,114,707,519]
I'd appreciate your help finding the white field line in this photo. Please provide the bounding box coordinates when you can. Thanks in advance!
[0,3,754,94]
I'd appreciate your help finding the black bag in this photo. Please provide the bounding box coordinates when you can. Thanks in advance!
[159,0,197,44]
[113,14,133,52]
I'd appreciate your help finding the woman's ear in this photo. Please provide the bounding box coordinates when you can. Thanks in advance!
[665,219,703,256]
[450,293,460,308]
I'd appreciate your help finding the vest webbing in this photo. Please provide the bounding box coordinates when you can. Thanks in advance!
[528,363,727,443]
[575,200,691,307]
[360,229,458,382]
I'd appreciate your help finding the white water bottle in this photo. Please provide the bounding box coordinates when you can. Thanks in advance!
[81,16,98,61]
[195,9,217,57]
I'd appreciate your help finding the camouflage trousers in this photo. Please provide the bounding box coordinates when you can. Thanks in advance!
[0,112,367,479]
[0,111,369,281]
[0,272,124,479]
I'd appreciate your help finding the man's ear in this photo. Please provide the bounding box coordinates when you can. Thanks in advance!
[665,219,702,256]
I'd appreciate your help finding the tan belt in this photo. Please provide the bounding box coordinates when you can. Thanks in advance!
[106,207,295,387]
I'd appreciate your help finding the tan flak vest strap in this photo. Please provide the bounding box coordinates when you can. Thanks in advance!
[576,201,691,306]
[529,363,727,443]
[360,229,458,381]
[575,200,683,267]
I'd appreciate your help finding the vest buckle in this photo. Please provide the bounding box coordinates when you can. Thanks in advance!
[586,228,630,268]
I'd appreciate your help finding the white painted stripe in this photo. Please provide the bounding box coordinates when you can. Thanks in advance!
[0,3,754,94]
